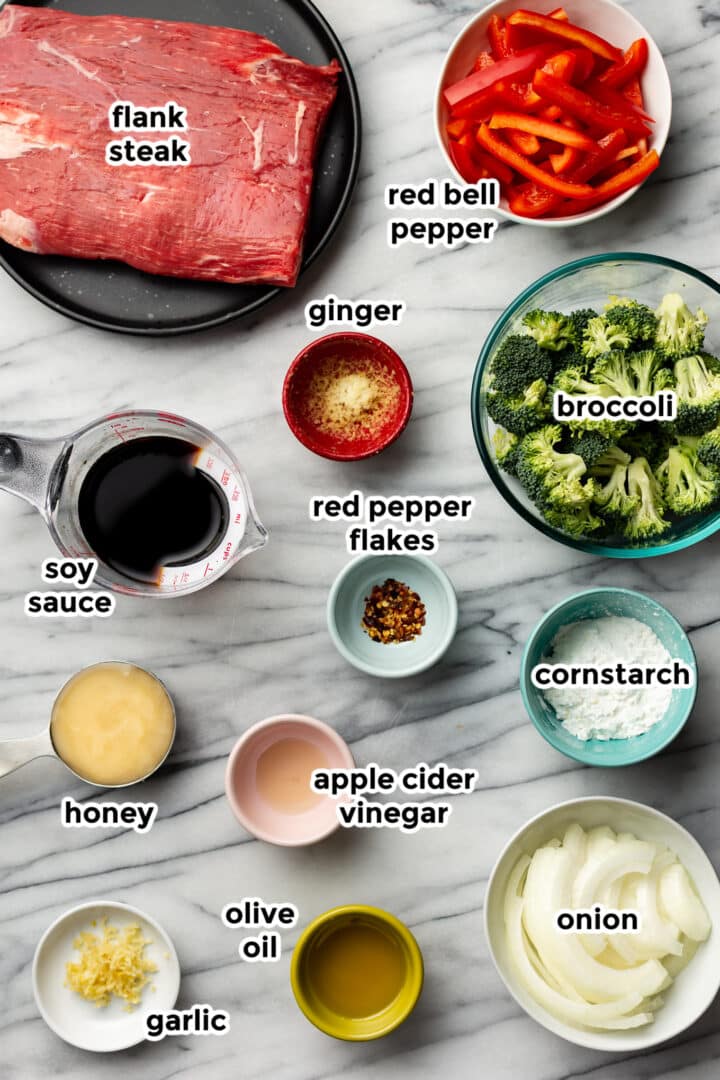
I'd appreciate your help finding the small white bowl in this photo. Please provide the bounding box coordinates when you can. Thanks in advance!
[33,900,181,1052]
[484,797,720,1051]
[435,0,672,227]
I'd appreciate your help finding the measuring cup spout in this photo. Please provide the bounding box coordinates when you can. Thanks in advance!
[0,432,67,515]
[242,491,269,557]
[0,728,55,780]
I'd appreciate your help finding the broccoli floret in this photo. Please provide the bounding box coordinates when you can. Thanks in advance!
[519,425,586,481]
[552,365,611,397]
[591,350,675,397]
[569,431,612,467]
[490,334,554,395]
[582,316,633,360]
[697,425,720,470]
[655,293,709,359]
[622,458,670,541]
[591,445,632,476]
[522,309,574,352]
[619,426,673,467]
[655,439,720,516]
[516,425,599,515]
[673,354,720,434]
[544,502,605,538]
[567,308,599,347]
[487,379,550,436]
[604,297,658,348]
[493,428,521,476]
[593,464,640,519]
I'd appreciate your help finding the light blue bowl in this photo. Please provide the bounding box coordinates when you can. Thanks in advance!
[520,588,697,767]
[327,555,458,678]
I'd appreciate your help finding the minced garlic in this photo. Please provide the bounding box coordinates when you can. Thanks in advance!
[305,358,401,440]
[65,920,156,1009]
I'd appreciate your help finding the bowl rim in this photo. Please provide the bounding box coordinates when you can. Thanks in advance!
[290,903,424,1040]
[434,0,673,228]
[519,586,698,765]
[32,899,181,1053]
[326,553,459,678]
[483,795,720,1051]
[224,713,355,846]
[471,251,720,558]
[282,331,414,461]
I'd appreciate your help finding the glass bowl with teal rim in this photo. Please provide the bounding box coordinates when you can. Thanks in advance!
[520,587,697,767]
[471,253,720,558]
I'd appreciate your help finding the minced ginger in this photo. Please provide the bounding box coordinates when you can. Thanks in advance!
[65,919,156,1010]
[305,359,401,439]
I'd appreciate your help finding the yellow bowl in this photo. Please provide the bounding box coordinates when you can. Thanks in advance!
[290,905,424,1041]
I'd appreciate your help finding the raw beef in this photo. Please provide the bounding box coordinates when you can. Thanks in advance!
[0,5,339,285]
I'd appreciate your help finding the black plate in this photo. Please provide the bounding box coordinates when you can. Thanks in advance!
[1,0,361,334]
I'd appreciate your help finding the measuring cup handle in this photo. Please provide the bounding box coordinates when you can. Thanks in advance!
[0,729,55,779]
[0,432,67,514]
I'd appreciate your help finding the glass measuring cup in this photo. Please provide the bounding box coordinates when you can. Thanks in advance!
[0,410,268,596]
[0,662,176,788]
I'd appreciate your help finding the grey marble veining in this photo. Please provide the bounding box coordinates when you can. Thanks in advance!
[1,1,719,1077]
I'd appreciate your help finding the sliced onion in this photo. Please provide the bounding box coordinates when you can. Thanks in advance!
[659,863,711,942]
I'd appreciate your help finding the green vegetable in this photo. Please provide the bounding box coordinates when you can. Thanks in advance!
[487,378,550,436]
[655,294,709,359]
[604,297,658,348]
[569,431,613,467]
[697,424,720,470]
[591,444,632,476]
[490,334,554,395]
[567,308,598,348]
[493,428,521,476]
[582,316,632,360]
[517,426,599,519]
[522,309,574,352]
[593,464,640,520]
[655,438,720,516]
[673,354,720,434]
[623,458,670,541]
[543,503,605,538]
[591,350,675,397]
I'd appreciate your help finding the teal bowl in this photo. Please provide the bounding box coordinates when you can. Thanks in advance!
[520,588,697,767]
[327,555,458,678]
[471,253,720,558]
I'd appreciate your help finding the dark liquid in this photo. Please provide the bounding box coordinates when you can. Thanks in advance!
[78,436,228,584]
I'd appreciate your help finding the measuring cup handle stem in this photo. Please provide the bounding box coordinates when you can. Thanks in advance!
[0,729,55,779]
[0,432,66,514]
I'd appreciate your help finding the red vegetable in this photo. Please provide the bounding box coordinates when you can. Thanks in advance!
[506,9,622,62]
[586,79,654,122]
[597,38,649,89]
[508,129,627,216]
[443,46,550,109]
[473,50,496,72]
[563,47,595,84]
[489,111,597,150]
[488,14,511,60]
[507,129,542,156]
[446,117,469,139]
[543,50,576,81]
[450,135,515,184]
[532,69,651,137]
[549,6,569,19]
[450,78,528,121]
[576,149,660,202]
[476,124,595,197]
[474,149,515,185]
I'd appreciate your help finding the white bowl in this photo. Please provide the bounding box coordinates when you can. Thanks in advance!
[484,797,720,1051]
[33,900,181,1052]
[435,0,672,227]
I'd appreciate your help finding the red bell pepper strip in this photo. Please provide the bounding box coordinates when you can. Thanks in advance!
[597,38,649,89]
[532,69,651,137]
[449,138,486,184]
[563,47,595,84]
[576,149,660,202]
[549,6,569,19]
[488,14,511,60]
[474,149,515,185]
[543,50,576,81]
[586,79,654,122]
[451,79,529,120]
[443,46,550,109]
[473,50,496,73]
[506,10,622,62]
[507,129,542,156]
[623,77,645,110]
[508,129,627,216]
[539,104,563,121]
[446,117,469,139]
[476,124,596,197]
[489,112,597,151]
[550,143,581,174]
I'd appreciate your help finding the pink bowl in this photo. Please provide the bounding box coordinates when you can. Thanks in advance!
[225,714,355,847]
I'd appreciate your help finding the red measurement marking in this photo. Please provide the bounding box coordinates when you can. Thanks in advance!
[222,541,233,560]
[206,456,215,470]
[203,562,215,577]
[221,469,230,486]
[180,571,190,584]
[157,412,184,425]
[231,486,241,502]
[234,513,243,525]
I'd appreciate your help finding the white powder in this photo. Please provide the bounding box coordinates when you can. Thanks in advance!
[542,616,673,741]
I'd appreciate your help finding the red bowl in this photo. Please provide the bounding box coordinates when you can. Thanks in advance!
[282,333,414,461]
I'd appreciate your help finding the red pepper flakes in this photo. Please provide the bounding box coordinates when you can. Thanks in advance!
[362,579,427,645]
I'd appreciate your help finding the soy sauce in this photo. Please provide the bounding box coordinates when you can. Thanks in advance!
[78,436,228,584]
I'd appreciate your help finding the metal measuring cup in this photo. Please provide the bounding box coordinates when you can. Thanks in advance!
[0,662,176,787]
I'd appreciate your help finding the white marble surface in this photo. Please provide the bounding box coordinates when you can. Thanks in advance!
[1,1,720,1077]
